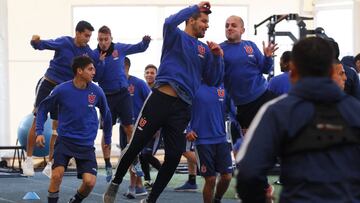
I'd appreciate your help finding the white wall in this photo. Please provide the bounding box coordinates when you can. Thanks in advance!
[0,0,10,146]
[6,0,302,148]
[355,0,360,53]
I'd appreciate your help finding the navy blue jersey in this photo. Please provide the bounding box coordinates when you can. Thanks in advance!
[155,5,224,104]
[190,84,227,145]
[31,36,99,84]
[236,77,360,202]
[94,41,149,93]
[128,75,151,120]
[36,81,112,146]
[220,40,273,105]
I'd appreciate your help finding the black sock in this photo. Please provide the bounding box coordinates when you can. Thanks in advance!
[48,191,59,203]
[188,174,196,185]
[213,197,221,203]
[68,190,86,203]
[104,158,112,168]
[140,153,152,181]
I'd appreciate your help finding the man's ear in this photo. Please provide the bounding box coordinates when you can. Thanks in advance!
[329,63,336,77]
[289,61,299,84]
[76,67,82,75]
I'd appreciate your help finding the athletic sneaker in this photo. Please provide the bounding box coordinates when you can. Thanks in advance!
[103,182,119,203]
[42,162,52,178]
[105,166,113,182]
[143,180,153,190]
[22,157,35,176]
[212,198,222,203]
[123,186,136,199]
[174,181,198,192]
[131,162,144,177]
[135,186,148,196]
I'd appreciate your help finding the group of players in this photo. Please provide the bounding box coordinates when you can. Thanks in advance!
[20,1,360,203]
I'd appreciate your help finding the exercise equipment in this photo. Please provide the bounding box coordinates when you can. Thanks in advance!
[17,114,52,157]
[254,13,330,77]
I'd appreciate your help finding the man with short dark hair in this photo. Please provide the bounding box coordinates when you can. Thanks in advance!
[268,51,292,95]
[24,20,99,177]
[144,64,157,88]
[355,53,360,73]
[332,59,347,90]
[36,55,112,203]
[236,37,360,202]
[94,25,151,182]
[103,2,224,203]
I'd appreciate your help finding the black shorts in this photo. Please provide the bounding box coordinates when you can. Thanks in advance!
[33,77,58,120]
[101,88,133,127]
[120,122,162,155]
[236,90,276,129]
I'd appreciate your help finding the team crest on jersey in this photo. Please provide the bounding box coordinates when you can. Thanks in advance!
[137,117,147,131]
[201,164,207,173]
[198,45,205,58]
[128,84,135,96]
[88,93,96,107]
[217,88,225,101]
[112,50,119,60]
[244,45,253,55]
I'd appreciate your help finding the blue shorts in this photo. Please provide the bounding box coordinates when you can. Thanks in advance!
[33,77,58,120]
[53,136,97,179]
[101,88,133,127]
[195,142,233,177]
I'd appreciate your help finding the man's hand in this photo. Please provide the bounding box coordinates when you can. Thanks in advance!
[186,131,198,142]
[103,144,111,150]
[36,135,45,148]
[207,41,224,57]
[142,35,152,43]
[198,1,211,11]
[31,35,41,44]
[263,41,279,57]
[99,51,107,61]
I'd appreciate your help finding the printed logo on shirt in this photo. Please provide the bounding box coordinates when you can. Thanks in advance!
[88,93,96,107]
[198,45,206,58]
[201,164,207,173]
[128,84,135,96]
[112,50,119,60]
[244,45,255,58]
[217,88,225,101]
[137,117,147,131]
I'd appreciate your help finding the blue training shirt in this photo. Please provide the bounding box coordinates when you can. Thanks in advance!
[220,40,273,105]
[155,5,224,104]
[31,36,99,84]
[94,41,150,93]
[128,75,151,121]
[190,84,227,145]
[35,81,112,146]
[268,71,291,95]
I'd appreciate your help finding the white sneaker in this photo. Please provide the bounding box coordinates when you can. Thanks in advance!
[22,157,35,176]
[42,162,52,178]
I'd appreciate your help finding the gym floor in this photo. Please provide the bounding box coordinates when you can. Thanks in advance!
[0,170,243,203]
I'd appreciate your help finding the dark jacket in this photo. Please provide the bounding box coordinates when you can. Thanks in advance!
[236,77,360,203]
